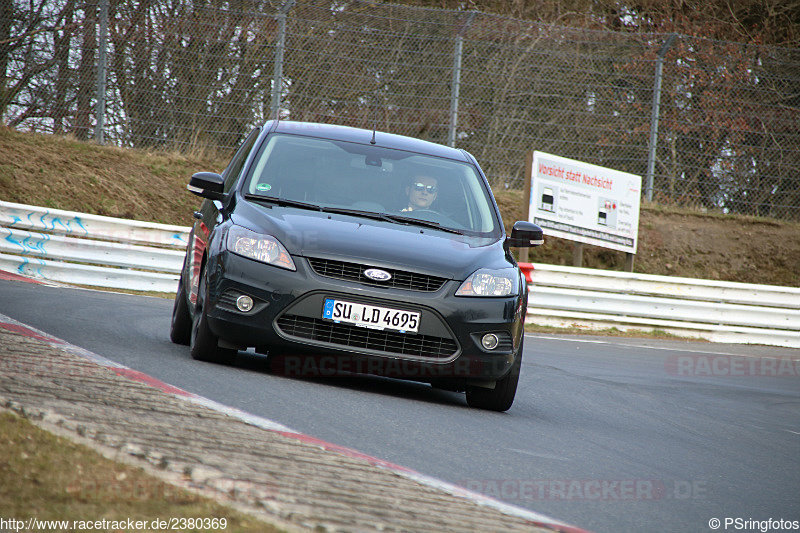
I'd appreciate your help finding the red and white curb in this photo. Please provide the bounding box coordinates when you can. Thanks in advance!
[0,269,49,284]
[0,310,589,533]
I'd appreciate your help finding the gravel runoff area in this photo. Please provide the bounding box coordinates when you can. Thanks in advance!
[0,309,583,533]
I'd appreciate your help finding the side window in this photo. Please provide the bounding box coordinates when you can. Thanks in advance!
[222,128,260,193]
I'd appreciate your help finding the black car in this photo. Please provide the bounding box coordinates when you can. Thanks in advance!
[170,121,542,411]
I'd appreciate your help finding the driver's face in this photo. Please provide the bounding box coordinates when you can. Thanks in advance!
[407,176,438,210]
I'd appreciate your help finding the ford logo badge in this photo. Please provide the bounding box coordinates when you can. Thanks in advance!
[364,268,392,282]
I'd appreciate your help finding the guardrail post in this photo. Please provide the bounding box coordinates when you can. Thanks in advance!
[572,243,583,267]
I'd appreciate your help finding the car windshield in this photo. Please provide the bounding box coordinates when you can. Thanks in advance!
[242,133,501,236]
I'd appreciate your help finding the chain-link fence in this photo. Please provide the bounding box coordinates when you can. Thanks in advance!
[3,0,799,220]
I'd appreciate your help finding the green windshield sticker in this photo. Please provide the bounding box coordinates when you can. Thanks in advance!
[256,183,272,192]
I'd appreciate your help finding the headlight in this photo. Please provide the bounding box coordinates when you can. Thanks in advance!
[226,225,296,271]
[455,268,519,297]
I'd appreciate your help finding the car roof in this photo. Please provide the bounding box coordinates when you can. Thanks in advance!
[271,120,470,162]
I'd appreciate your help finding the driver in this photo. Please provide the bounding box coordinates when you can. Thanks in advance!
[402,175,438,212]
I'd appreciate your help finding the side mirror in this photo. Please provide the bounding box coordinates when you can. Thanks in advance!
[506,221,544,249]
[187,172,225,201]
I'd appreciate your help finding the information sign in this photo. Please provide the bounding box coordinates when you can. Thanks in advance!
[529,152,642,254]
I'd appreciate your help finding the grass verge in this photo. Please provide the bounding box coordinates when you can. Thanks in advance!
[0,411,283,533]
[524,323,707,341]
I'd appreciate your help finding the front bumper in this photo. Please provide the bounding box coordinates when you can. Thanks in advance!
[203,251,525,381]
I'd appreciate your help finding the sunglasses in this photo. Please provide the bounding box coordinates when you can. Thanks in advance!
[412,182,438,194]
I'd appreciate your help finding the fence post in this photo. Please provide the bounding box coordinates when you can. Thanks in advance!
[271,0,295,120]
[94,0,109,144]
[447,12,475,148]
[645,34,676,202]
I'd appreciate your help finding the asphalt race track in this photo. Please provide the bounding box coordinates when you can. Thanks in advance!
[1,278,798,533]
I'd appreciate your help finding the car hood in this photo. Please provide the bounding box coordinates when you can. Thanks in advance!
[231,201,511,280]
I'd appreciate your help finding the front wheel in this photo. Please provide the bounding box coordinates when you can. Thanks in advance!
[169,274,192,345]
[190,274,236,364]
[466,337,523,412]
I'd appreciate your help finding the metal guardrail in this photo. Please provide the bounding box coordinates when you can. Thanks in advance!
[0,201,187,293]
[520,263,800,348]
[1,202,797,347]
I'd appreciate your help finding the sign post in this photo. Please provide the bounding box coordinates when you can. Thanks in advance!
[528,151,642,269]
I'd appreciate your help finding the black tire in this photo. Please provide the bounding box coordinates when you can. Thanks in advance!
[190,273,236,364]
[169,274,192,345]
[465,337,523,412]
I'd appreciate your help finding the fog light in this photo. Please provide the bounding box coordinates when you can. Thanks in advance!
[481,333,499,350]
[236,295,254,313]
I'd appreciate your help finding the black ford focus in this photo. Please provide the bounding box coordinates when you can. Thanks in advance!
[170,120,542,411]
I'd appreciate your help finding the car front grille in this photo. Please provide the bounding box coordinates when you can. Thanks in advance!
[306,257,448,292]
[276,314,458,360]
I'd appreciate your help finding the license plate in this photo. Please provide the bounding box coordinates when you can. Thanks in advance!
[322,298,420,333]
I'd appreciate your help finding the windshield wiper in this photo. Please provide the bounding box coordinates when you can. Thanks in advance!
[322,208,463,234]
[320,206,400,224]
[244,194,322,211]
[383,214,464,235]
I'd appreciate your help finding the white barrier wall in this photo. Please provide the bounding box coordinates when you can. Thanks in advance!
[523,263,800,348]
[0,201,188,293]
[2,202,798,347]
